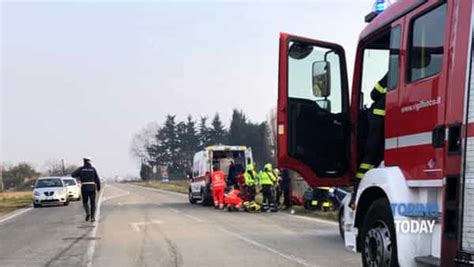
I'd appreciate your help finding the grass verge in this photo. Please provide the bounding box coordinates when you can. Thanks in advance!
[288,205,338,221]
[132,180,188,194]
[0,191,32,217]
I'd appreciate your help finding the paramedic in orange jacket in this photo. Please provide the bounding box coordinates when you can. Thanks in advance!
[211,166,227,209]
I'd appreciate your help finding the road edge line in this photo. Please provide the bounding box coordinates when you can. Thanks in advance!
[283,213,339,226]
[84,185,105,267]
[217,226,316,267]
[129,183,337,226]
[0,207,33,224]
[185,214,203,223]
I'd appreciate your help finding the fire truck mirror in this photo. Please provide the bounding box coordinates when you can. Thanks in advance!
[288,41,313,60]
[312,60,331,98]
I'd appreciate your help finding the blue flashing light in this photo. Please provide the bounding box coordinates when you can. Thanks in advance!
[374,0,389,13]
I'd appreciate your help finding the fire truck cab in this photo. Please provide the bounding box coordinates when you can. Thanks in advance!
[277,0,473,266]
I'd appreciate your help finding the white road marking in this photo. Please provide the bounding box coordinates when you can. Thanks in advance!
[169,208,180,214]
[102,189,130,202]
[217,227,316,267]
[0,207,33,224]
[128,183,337,225]
[117,201,140,206]
[185,214,203,223]
[84,185,105,267]
[129,220,163,232]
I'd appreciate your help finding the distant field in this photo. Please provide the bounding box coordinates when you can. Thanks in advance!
[133,180,188,194]
[0,191,32,217]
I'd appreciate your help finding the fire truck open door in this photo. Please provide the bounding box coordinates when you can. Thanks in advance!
[277,33,352,187]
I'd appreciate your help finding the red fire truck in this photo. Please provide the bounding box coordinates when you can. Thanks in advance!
[277,0,473,266]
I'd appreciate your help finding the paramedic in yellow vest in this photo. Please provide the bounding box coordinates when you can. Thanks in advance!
[351,73,388,208]
[259,163,277,209]
[244,164,257,202]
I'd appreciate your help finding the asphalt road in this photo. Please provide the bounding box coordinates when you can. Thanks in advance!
[0,183,360,267]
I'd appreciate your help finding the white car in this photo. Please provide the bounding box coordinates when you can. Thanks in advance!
[32,177,69,207]
[62,177,81,201]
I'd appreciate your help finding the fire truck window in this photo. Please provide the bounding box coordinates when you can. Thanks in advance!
[361,36,389,109]
[408,3,447,82]
[288,41,343,114]
[360,26,400,108]
[388,26,401,90]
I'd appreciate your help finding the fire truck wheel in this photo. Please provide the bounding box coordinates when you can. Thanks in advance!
[360,198,397,267]
[338,207,345,241]
[188,189,197,204]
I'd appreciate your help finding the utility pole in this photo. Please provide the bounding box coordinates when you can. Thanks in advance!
[61,159,65,175]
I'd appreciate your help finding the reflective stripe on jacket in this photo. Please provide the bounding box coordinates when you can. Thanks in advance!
[259,171,276,185]
[244,170,257,186]
[370,74,388,117]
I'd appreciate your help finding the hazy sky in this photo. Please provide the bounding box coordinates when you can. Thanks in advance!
[1,0,372,177]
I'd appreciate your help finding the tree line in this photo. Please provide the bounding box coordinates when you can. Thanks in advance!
[130,109,275,180]
[1,160,78,191]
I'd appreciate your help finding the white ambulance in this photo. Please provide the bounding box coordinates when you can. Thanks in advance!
[188,145,253,205]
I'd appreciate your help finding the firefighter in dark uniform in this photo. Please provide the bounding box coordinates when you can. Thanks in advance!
[72,157,101,222]
[350,74,388,208]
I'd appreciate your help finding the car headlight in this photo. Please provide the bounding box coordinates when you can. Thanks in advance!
[34,191,40,196]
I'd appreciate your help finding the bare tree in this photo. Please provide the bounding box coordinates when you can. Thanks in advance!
[44,159,64,176]
[130,122,160,164]
[64,164,79,175]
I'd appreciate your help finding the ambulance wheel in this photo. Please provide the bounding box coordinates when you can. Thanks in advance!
[338,206,345,241]
[200,189,211,206]
[360,198,397,267]
[188,189,196,204]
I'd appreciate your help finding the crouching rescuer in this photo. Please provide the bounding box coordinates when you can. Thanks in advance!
[224,187,243,211]
[71,157,101,222]
[211,166,227,209]
[351,74,387,208]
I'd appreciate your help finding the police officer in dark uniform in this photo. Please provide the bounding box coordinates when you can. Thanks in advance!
[350,74,388,208]
[72,157,101,222]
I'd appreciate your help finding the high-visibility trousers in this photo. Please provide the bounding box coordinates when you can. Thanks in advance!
[212,187,225,207]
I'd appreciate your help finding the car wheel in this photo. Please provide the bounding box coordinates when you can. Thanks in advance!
[338,206,345,241]
[189,189,197,204]
[360,198,397,267]
[33,203,40,208]
[64,200,70,206]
